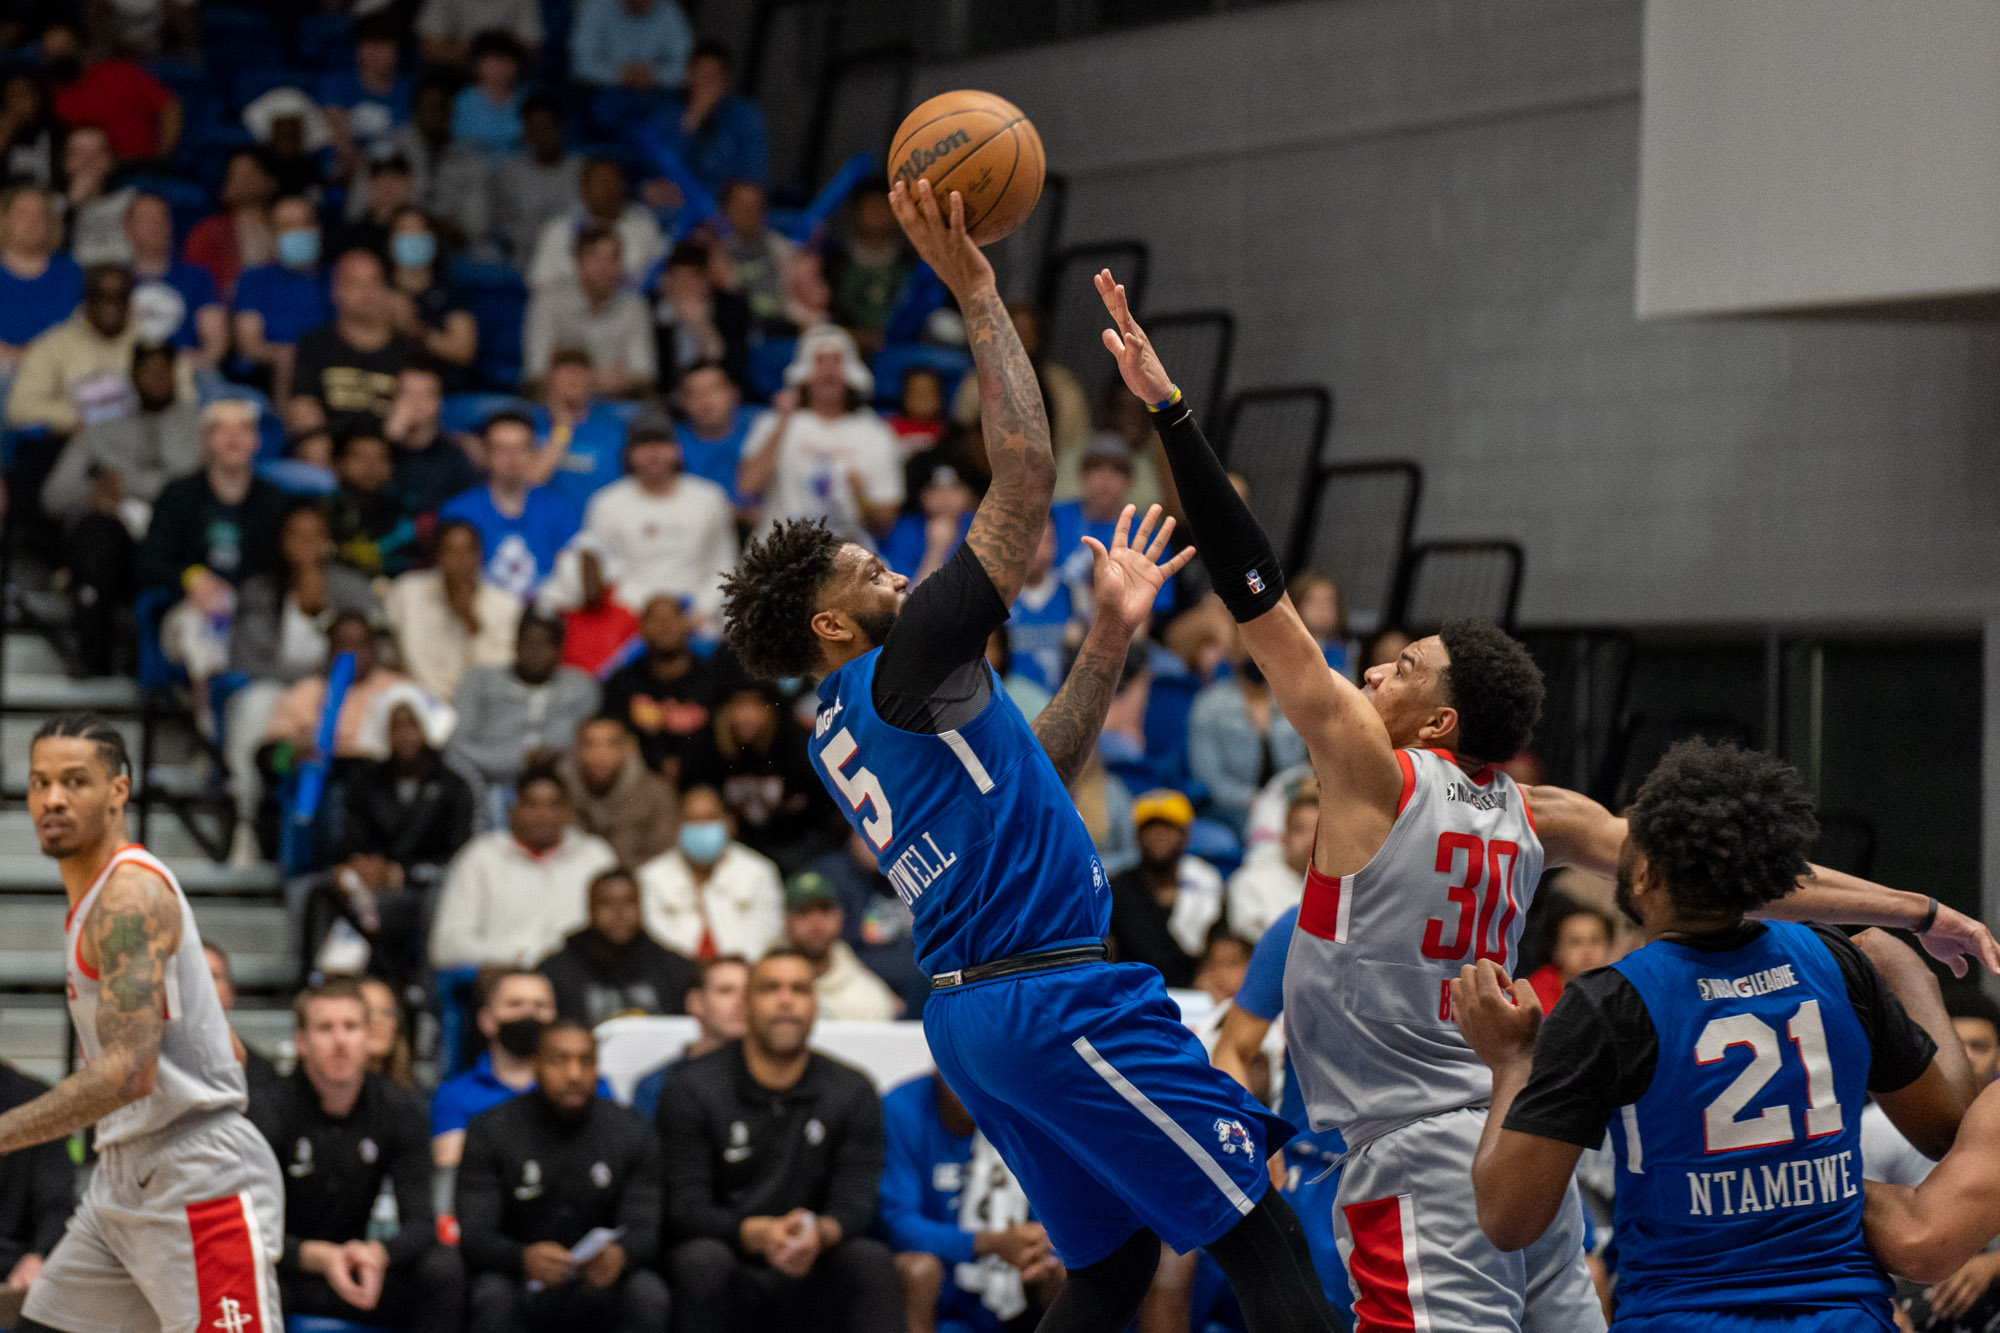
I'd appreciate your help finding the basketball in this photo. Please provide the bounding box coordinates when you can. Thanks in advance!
[888,89,1045,246]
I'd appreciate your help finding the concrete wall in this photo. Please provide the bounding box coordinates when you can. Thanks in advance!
[913,0,2000,628]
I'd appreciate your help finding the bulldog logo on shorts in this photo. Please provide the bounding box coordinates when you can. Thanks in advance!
[1214,1118,1253,1157]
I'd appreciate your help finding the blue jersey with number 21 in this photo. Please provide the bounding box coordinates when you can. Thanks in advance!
[809,647,1109,977]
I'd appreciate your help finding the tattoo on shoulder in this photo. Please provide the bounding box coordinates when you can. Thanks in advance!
[88,866,180,1017]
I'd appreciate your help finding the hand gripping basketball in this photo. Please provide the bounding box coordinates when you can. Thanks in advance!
[888,178,995,299]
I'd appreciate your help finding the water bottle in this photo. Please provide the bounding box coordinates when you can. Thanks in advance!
[366,1181,400,1242]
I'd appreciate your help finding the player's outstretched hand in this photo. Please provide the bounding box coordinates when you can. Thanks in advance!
[1096,269,1175,405]
[1450,959,1542,1071]
[1081,503,1195,639]
[1918,903,2000,978]
[888,178,994,298]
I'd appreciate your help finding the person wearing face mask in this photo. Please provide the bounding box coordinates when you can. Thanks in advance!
[385,207,476,383]
[1186,627,1307,836]
[680,678,845,874]
[458,1022,669,1333]
[636,783,784,963]
[235,194,331,405]
[429,969,563,1168]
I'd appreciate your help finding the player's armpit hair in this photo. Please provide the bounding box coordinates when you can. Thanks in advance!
[1436,619,1544,764]
[1627,739,1818,917]
[720,519,846,681]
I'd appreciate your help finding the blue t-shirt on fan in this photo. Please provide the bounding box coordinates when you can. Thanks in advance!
[1050,499,1174,615]
[235,265,328,347]
[534,403,632,509]
[676,407,759,502]
[437,484,581,598]
[0,254,82,347]
[1006,577,1076,692]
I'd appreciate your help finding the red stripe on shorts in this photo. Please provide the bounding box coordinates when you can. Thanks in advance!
[1343,1194,1421,1331]
[186,1193,267,1333]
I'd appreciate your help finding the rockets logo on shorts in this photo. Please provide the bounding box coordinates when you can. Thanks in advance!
[1214,1118,1254,1157]
[213,1296,251,1333]
[1245,569,1265,594]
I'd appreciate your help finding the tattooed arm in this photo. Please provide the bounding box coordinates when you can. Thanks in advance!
[0,865,179,1153]
[1034,505,1194,785]
[887,180,1055,604]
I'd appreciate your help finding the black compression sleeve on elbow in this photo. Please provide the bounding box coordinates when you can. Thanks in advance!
[1153,397,1286,622]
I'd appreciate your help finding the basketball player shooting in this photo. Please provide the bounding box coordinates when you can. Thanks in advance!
[1093,271,2000,1332]
[8,714,283,1333]
[720,179,1343,1333]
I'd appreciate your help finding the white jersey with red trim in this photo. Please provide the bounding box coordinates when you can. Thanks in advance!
[1282,747,1544,1155]
[63,845,247,1147]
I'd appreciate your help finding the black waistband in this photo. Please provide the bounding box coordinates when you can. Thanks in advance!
[931,944,1107,990]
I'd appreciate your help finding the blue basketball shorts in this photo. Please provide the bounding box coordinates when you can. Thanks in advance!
[1614,1304,1897,1333]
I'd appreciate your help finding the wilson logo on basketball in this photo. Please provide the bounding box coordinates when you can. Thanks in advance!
[894,129,972,187]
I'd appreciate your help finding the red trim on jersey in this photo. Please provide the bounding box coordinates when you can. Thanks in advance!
[187,1193,270,1333]
[73,929,99,982]
[1297,865,1344,943]
[1395,750,1416,816]
[1344,1194,1422,1331]
[1424,748,1492,786]
[68,845,173,982]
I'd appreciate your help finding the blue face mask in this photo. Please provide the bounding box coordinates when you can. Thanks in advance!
[277,228,320,269]
[678,821,728,865]
[390,231,436,269]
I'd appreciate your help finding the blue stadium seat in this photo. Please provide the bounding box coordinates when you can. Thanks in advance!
[1143,669,1202,789]
[747,337,796,402]
[870,342,972,412]
[286,1317,395,1333]
[232,65,315,113]
[442,393,534,435]
[293,12,354,71]
[451,268,528,390]
[1186,817,1242,878]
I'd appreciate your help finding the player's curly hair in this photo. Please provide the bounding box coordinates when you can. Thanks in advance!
[721,518,846,681]
[1627,740,1818,916]
[1436,619,1544,763]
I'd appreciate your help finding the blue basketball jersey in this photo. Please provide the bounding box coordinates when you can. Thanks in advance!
[1606,921,1890,1317]
[808,648,1110,976]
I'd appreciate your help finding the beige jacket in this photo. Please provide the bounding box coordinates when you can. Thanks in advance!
[6,313,194,433]
[814,941,900,1022]
[558,749,679,869]
[383,570,521,703]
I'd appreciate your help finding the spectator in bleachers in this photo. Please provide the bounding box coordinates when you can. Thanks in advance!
[780,872,899,1022]
[440,411,582,597]
[329,154,416,265]
[674,359,756,501]
[420,0,544,67]
[384,77,492,248]
[636,783,784,961]
[1004,524,1079,695]
[887,366,948,460]
[530,348,630,506]
[1225,782,1318,944]
[576,409,736,623]
[249,980,461,1333]
[826,191,911,351]
[1106,789,1223,990]
[739,326,902,546]
[386,207,477,384]
[460,1021,670,1333]
[449,615,602,814]
[879,463,973,585]
[0,1037,75,1306]
[947,301,1089,494]
[431,764,619,977]
[41,23,179,161]
[1524,903,1615,1014]
[1192,928,1254,1007]
[320,14,413,182]
[560,715,680,868]
[683,679,843,874]
[524,226,657,397]
[598,593,720,778]
[58,126,132,266]
[652,40,768,193]
[808,834,928,1016]
[493,94,582,265]
[385,518,521,702]
[290,248,415,438]
[1049,435,1152,593]
[540,867,696,1025]
[0,71,59,188]
[142,398,287,707]
[983,626,1050,721]
[659,949,900,1333]
[1187,634,1307,835]
[653,241,751,397]
[1289,572,1356,678]
[629,954,749,1120]
[717,179,794,332]
[322,430,417,577]
[182,149,277,299]
[880,1073,1061,1333]
[205,941,280,1100]
[125,192,225,366]
[11,263,191,437]
[0,184,78,387]
[234,194,329,405]
[44,341,199,673]
[240,86,331,202]
[430,967,559,1167]
[384,362,479,517]
[256,614,411,851]
[527,157,666,292]
[453,31,529,161]
[358,975,417,1089]
[571,0,695,92]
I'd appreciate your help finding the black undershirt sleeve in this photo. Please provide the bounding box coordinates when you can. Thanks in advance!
[1502,967,1660,1148]
[1807,924,1939,1093]
[871,540,1011,734]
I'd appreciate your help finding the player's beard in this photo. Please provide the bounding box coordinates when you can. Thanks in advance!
[853,605,899,648]
[1612,858,1642,927]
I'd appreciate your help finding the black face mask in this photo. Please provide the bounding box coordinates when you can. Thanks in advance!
[495,1017,544,1058]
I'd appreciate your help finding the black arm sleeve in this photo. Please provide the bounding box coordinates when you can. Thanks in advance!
[871,540,1011,733]
[1151,398,1286,623]
[1503,967,1660,1148]
[1808,924,1939,1093]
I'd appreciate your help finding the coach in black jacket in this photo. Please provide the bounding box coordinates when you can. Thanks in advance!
[458,1020,669,1333]
[0,1058,75,1300]
[247,980,460,1333]
[658,948,901,1333]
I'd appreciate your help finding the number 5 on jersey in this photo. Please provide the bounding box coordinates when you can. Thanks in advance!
[822,727,895,850]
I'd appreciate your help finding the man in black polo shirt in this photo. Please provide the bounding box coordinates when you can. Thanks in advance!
[248,979,460,1332]
[659,949,900,1333]
[290,248,415,437]
[458,1021,669,1333]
